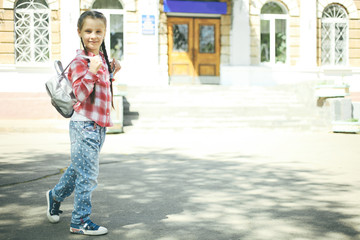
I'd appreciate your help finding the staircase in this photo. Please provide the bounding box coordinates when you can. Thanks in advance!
[123,83,331,132]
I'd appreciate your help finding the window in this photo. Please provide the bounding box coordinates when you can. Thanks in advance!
[14,0,50,64]
[260,2,288,64]
[173,24,188,52]
[93,0,123,9]
[92,0,124,61]
[199,25,215,53]
[321,4,348,66]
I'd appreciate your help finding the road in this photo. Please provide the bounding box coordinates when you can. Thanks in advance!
[1,127,360,240]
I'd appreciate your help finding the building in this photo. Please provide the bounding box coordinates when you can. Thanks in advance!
[1,0,360,94]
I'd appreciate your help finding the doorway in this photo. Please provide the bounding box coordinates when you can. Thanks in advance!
[167,17,220,84]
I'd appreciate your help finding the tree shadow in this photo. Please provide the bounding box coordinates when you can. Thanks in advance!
[0,150,70,187]
[0,150,360,240]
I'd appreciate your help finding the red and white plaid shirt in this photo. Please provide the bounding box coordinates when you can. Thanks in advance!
[68,49,113,127]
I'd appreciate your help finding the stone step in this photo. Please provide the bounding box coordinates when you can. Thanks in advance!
[123,84,331,131]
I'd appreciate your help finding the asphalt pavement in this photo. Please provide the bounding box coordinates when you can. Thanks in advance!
[1,127,360,240]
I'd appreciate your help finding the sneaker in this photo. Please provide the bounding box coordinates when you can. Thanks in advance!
[46,190,62,223]
[70,220,108,235]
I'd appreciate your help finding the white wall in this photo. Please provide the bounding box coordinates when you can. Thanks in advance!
[122,0,167,86]
[299,0,317,67]
[60,0,80,64]
[230,0,250,66]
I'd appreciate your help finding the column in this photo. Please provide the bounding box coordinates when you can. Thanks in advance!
[230,0,250,65]
[134,0,163,85]
[60,0,80,63]
[299,0,317,66]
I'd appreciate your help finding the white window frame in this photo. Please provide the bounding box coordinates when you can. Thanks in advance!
[321,5,348,66]
[90,9,126,62]
[14,0,51,65]
[259,2,289,66]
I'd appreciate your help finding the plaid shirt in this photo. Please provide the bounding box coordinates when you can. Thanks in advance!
[68,49,113,127]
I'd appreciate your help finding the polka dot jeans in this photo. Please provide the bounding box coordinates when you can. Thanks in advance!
[51,121,106,224]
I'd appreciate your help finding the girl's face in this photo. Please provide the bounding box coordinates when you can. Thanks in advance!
[78,17,106,55]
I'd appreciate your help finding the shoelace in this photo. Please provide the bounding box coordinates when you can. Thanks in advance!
[83,221,100,230]
[51,201,63,215]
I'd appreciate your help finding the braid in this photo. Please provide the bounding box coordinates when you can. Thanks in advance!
[80,38,88,55]
[81,38,96,104]
[101,42,114,109]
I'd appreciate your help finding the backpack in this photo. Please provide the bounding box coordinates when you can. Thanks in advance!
[45,60,77,118]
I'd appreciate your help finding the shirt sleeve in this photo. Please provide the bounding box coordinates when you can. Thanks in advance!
[68,58,99,103]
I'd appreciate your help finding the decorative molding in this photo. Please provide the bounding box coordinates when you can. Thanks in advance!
[80,0,136,11]
[317,0,359,19]
[4,0,59,10]
[250,0,300,16]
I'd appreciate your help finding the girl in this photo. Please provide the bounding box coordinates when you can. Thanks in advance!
[46,11,121,236]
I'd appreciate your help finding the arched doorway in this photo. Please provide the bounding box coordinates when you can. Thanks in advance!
[91,0,124,61]
[260,1,288,64]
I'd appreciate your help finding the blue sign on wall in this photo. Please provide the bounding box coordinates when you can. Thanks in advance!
[142,15,155,35]
[164,0,227,14]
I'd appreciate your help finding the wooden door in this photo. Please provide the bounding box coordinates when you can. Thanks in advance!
[168,17,220,84]
[194,18,220,83]
[168,17,194,83]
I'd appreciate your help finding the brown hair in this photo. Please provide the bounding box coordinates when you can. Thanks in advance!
[78,10,114,108]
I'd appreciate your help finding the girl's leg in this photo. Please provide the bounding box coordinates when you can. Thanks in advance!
[52,164,77,202]
[70,121,106,224]
[51,121,79,202]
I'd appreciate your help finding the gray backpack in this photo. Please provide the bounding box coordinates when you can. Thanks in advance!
[45,60,76,118]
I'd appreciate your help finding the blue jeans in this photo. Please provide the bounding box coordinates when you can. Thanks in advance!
[52,121,106,224]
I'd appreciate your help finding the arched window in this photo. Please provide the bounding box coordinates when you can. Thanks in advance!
[14,0,50,64]
[92,0,123,9]
[321,4,348,66]
[260,1,288,64]
[92,0,124,61]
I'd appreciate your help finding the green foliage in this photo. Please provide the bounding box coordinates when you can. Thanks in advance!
[275,32,286,63]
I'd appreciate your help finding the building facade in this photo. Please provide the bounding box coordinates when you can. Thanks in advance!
[1,0,360,92]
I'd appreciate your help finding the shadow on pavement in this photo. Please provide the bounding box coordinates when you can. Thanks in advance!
[1,148,359,240]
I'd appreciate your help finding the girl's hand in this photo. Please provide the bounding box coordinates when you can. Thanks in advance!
[88,55,102,74]
[111,58,121,76]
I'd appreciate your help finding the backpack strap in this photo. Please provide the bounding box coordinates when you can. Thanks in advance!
[55,55,90,77]
[54,60,73,77]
